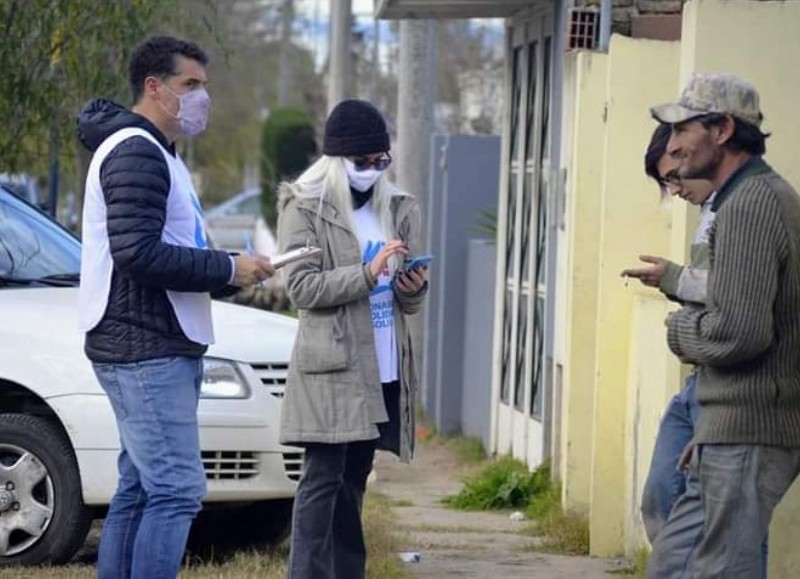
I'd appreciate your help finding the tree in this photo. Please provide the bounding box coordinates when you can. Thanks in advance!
[260,107,317,229]
[0,0,167,175]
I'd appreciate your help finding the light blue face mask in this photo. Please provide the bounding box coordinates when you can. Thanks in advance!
[344,159,384,192]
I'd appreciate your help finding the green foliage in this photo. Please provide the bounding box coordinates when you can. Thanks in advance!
[260,106,317,228]
[443,456,550,510]
[526,509,591,555]
[472,208,497,241]
[514,464,591,556]
[0,0,170,174]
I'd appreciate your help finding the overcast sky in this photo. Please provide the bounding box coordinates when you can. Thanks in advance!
[290,0,504,70]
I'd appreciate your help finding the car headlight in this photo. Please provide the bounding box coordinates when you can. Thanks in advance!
[201,358,250,399]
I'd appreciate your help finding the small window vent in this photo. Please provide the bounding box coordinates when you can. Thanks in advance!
[567,8,600,50]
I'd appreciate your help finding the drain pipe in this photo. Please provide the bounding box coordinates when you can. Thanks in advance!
[599,0,612,51]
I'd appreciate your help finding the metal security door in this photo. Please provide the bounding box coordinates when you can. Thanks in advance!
[491,10,553,467]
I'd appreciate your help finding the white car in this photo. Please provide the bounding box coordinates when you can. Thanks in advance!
[203,187,262,254]
[0,186,301,566]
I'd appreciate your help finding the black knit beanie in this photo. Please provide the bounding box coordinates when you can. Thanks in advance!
[323,99,390,157]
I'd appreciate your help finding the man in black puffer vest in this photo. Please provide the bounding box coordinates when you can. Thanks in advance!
[77,36,273,579]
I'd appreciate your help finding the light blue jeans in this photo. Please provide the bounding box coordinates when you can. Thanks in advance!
[644,375,769,579]
[690,444,800,579]
[93,356,207,579]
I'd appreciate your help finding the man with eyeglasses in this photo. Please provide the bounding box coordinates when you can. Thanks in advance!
[647,72,800,578]
[622,124,719,579]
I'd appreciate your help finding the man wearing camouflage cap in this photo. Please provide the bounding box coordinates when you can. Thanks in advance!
[648,72,800,578]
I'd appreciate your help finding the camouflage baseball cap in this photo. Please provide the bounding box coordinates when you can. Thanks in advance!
[650,72,763,127]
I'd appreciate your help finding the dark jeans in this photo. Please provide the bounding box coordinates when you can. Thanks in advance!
[287,440,378,579]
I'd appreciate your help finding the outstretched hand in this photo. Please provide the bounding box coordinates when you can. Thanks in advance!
[621,255,667,287]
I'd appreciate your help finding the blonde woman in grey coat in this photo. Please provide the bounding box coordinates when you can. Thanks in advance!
[277,99,428,579]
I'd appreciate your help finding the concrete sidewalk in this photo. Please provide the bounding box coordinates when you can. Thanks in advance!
[373,440,624,578]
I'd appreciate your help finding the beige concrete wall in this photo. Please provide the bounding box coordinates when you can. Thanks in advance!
[558,35,681,556]
[588,34,680,556]
[559,50,608,516]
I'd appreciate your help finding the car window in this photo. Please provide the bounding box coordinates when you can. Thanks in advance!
[0,188,80,278]
[232,194,261,217]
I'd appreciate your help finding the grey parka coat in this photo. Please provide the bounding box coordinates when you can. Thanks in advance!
[276,185,427,462]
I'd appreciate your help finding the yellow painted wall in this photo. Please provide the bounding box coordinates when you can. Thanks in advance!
[624,295,683,554]
[676,1,800,576]
[587,35,680,556]
[559,50,608,516]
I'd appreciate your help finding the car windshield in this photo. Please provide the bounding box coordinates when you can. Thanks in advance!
[0,187,80,282]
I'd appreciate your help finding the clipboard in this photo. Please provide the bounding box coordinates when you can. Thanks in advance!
[271,245,322,269]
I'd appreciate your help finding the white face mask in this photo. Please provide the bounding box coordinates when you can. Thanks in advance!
[161,84,211,136]
[344,159,384,192]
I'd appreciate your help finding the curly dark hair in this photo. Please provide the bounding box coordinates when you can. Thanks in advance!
[128,36,208,103]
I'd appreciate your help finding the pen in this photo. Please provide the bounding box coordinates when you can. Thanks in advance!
[243,232,263,288]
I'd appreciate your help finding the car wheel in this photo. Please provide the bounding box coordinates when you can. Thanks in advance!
[188,498,293,560]
[0,414,92,566]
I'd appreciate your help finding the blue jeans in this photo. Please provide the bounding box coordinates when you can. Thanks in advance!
[690,444,799,578]
[288,440,377,579]
[644,376,768,579]
[93,356,207,579]
[641,375,700,543]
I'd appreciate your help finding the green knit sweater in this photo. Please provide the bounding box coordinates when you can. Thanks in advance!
[667,158,800,447]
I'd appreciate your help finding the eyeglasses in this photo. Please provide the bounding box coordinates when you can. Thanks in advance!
[350,154,392,172]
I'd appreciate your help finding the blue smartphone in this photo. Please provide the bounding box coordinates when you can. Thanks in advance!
[403,255,434,272]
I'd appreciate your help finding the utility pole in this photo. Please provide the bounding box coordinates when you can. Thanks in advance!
[328,0,352,111]
[396,20,436,245]
[370,17,380,103]
[278,0,295,106]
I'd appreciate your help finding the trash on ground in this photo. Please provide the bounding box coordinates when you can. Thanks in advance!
[399,551,422,563]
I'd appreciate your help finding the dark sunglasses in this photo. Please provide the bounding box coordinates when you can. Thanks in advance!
[350,154,392,172]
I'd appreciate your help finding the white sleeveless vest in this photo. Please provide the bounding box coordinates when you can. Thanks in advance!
[78,127,214,345]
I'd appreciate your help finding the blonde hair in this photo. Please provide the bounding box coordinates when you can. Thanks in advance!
[279,156,410,270]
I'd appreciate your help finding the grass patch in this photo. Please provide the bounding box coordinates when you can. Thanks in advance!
[443,456,545,510]
[0,492,411,579]
[608,547,650,577]
[445,437,487,465]
[363,493,417,579]
[443,458,591,556]
[524,511,590,556]
[521,469,590,556]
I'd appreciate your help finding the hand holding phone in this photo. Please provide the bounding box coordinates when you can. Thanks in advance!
[403,255,434,272]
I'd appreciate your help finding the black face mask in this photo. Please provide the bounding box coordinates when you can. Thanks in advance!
[351,185,374,210]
